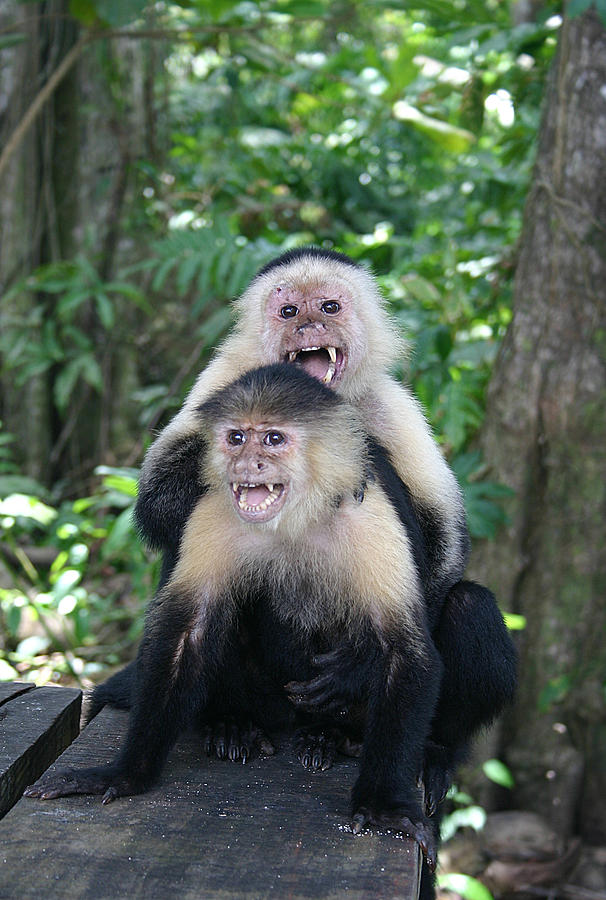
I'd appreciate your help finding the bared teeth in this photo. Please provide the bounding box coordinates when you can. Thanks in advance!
[327,346,336,363]
[288,351,298,362]
[233,483,282,512]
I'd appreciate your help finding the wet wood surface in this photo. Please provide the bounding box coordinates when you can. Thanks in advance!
[0,697,421,899]
[0,682,81,819]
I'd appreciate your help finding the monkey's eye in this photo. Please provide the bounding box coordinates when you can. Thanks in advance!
[264,431,285,447]
[321,300,340,315]
[280,305,299,319]
[227,430,246,446]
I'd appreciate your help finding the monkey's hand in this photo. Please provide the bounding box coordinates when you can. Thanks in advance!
[350,804,438,872]
[202,719,275,763]
[285,644,372,714]
[23,765,148,805]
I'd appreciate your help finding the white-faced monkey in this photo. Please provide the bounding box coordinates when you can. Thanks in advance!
[26,366,448,863]
[88,248,516,817]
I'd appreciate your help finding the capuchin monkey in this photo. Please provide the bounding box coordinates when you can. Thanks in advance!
[26,366,450,874]
[88,248,517,813]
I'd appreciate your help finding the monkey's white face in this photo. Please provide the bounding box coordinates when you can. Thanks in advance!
[218,422,296,524]
[261,282,367,389]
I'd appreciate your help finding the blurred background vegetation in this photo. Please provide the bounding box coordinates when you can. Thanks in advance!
[1,1,606,896]
[1,0,549,687]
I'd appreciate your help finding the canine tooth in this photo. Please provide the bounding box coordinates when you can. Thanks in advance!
[267,484,274,493]
[288,351,298,362]
[328,347,337,362]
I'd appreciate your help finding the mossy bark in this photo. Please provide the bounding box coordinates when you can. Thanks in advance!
[470,10,606,842]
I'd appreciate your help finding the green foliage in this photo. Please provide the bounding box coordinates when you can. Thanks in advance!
[0,256,147,412]
[438,874,494,900]
[482,758,515,788]
[0,469,155,684]
[1,0,561,678]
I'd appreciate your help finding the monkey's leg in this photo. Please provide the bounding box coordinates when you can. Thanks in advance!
[350,636,442,872]
[424,580,517,815]
[25,586,233,803]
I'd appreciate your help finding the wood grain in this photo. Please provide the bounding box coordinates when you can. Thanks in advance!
[0,705,421,899]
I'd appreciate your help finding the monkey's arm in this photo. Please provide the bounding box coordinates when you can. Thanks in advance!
[134,432,209,556]
[25,585,235,803]
[286,631,380,714]
[135,338,246,555]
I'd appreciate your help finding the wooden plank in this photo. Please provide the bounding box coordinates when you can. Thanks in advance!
[0,684,81,819]
[0,706,421,899]
[0,682,35,706]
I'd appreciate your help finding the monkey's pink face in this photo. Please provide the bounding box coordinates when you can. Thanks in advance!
[263,283,363,388]
[219,423,294,523]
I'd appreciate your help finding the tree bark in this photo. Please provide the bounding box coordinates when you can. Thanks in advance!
[0,3,166,484]
[470,10,606,843]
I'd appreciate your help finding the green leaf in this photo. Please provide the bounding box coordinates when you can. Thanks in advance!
[69,0,97,25]
[441,805,487,842]
[0,494,57,525]
[393,101,476,152]
[101,506,136,557]
[94,291,115,329]
[0,34,26,49]
[0,658,19,680]
[503,613,526,631]
[438,874,493,900]
[94,0,147,26]
[483,758,515,788]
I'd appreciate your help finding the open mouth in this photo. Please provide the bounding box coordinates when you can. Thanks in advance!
[231,482,286,522]
[285,346,344,385]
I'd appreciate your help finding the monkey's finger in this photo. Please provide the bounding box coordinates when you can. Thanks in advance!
[351,808,371,834]
[102,786,119,805]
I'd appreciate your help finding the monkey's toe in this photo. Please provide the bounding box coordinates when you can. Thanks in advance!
[294,728,336,771]
[350,804,438,872]
[203,719,275,763]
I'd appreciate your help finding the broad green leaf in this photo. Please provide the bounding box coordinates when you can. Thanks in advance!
[0,494,57,525]
[438,874,493,900]
[393,101,475,152]
[504,613,526,631]
[483,758,515,788]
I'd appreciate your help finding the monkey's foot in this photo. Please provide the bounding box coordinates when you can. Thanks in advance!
[294,727,337,772]
[350,805,438,872]
[23,765,145,805]
[423,742,453,817]
[202,719,275,763]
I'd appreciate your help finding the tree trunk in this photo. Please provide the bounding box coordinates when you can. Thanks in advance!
[0,3,166,485]
[470,9,606,843]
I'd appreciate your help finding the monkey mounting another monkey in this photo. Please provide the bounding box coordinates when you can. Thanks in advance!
[26,364,449,870]
[85,246,516,826]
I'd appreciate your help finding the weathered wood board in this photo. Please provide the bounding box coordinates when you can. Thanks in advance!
[0,705,421,899]
[0,683,81,819]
